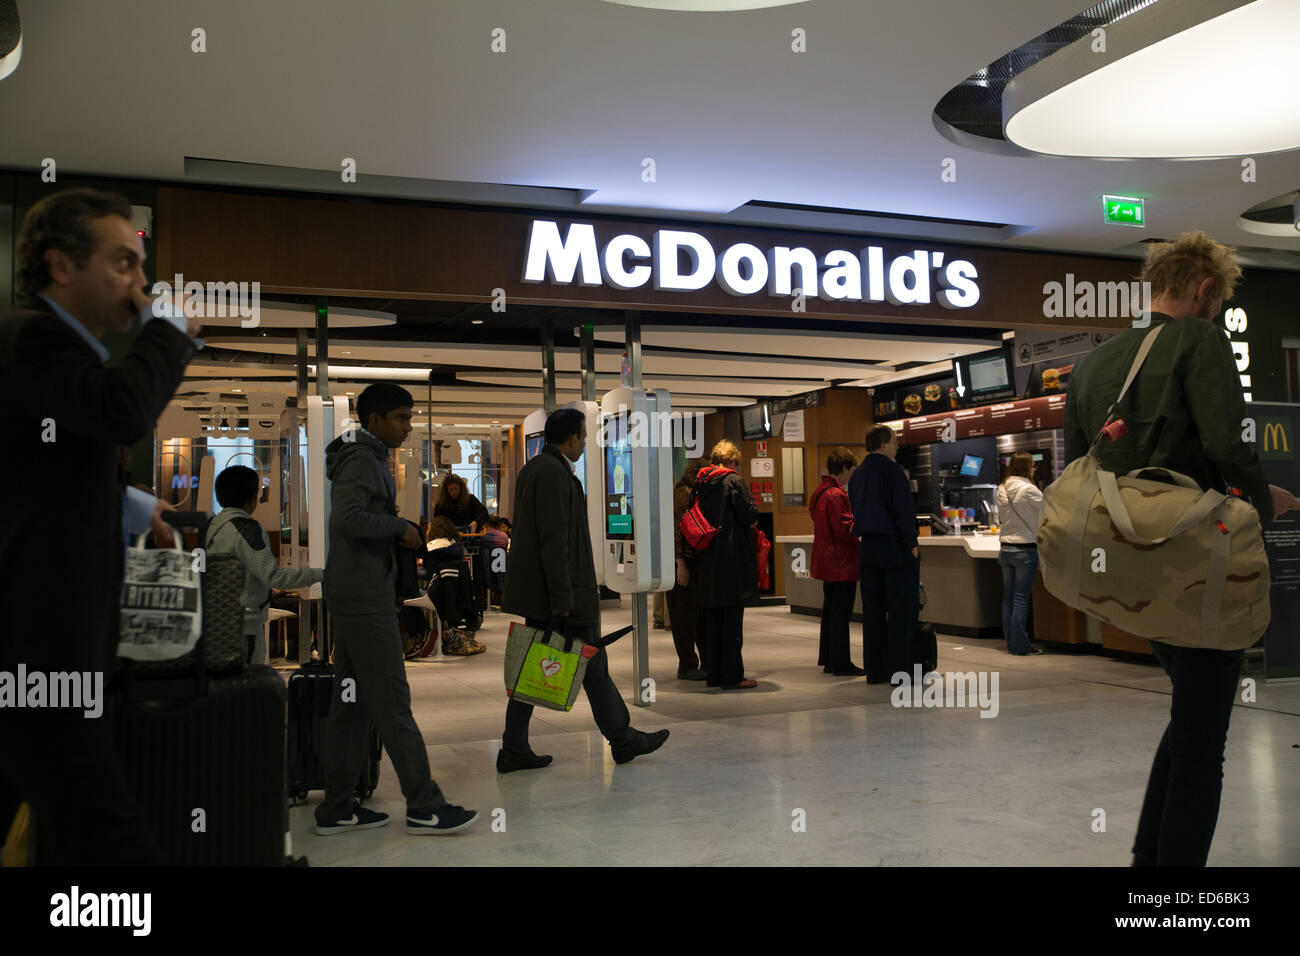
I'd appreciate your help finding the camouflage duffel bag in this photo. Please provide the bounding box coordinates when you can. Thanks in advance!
[1038,455,1270,650]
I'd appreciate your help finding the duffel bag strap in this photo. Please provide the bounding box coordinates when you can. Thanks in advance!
[1089,326,1163,454]
[1200,501,1232,638]
[1063,471,1100,607]
[1126,467,1201,491]
[1096,468,1223,546]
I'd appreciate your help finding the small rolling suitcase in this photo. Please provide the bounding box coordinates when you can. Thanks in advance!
[286,661,382,802]
[114,666,288,866]
[912,620,938,675]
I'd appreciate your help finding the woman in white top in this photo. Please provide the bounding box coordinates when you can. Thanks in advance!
[996,453,1045,656]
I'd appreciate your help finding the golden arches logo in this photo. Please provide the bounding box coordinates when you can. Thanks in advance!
[1263,421,1290,453]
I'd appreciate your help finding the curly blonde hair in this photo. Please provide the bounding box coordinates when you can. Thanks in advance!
[710,439,741,466]
[1141,230,1241,303]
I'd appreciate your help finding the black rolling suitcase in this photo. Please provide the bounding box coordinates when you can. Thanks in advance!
[115,666,288,866]
[912,582,938,674]
[287,661,382,803]
[912,621,938,675]
[114,511,292,866]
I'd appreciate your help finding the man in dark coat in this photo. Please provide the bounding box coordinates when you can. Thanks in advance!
[848,425,919,684]
[693,440,759,689]
[0,188,201,864]
[498,407,669,772]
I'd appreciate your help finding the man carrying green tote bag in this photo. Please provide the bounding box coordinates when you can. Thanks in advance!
[497,407,670,774]
[504,622,634,712]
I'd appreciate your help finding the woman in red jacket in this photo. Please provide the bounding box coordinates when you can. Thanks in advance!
[811,447,864,675]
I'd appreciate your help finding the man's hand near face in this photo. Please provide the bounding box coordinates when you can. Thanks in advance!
[132,285,202,338]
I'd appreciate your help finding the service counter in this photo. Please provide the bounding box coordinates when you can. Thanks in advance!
[776,534,1152,651]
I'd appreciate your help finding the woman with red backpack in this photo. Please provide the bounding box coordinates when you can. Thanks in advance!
[810,447,865,676]
[690,440,760,690]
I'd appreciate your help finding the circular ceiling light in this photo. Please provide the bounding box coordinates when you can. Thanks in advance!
[1004,0,1300,158]
[602,0,811,10]
[1237,188,1300,236]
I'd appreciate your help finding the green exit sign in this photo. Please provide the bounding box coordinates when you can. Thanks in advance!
[1103,195,1145,227]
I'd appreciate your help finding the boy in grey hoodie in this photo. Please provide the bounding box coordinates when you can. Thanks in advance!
[205,466,322,665]
[314,383,478,837]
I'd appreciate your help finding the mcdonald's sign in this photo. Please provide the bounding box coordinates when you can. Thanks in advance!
[1260,418,1294,460]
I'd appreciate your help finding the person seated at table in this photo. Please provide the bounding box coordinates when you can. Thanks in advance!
[422,517,484,656]
[433,475,490,532]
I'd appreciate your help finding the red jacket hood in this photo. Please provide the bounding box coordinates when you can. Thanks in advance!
[695,465,737,485]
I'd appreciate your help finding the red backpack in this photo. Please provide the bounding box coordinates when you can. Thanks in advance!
[680,466,737,550]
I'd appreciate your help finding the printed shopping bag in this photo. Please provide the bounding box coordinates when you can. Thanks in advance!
[503,621,597,712]
[118,533,203,662]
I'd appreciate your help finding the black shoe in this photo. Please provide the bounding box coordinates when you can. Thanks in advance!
[407,804,478,835]
[705,679,721,688]
[611,729,670,765]
[496,749,554,774]
[676,667,707,680]
[822,665,833,673]
[832,664,867,676]
[314,802,389,836]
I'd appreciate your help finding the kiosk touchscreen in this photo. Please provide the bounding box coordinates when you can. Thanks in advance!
[599,387,673,593]
[522,403,604,584]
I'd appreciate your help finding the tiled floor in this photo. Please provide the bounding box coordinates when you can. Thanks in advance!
[287,603,1300,867]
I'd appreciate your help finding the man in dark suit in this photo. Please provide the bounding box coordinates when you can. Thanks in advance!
[498,407,669,772]
[0,188,201,864]
[848,424,919,684]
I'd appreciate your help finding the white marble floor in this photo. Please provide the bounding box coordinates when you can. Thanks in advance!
[287,604,1300,867]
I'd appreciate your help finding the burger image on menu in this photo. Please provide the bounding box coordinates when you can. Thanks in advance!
[903,393,922,416]
[924,384,941,403]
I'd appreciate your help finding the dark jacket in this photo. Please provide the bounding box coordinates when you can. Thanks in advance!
[434,492,489,529]
[503,444,599,627]
[323,430,409,613]
[0,301,195,673]
[810,475,857,582]
[1064,312,1273,527]
[848,454,917,548]
[693,468,759,608]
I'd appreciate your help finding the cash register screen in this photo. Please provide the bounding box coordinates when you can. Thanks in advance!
[604,414,634,539]
[960,454,984,477]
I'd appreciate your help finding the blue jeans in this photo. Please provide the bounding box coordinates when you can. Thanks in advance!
[998,545,1038,654]
[1132,641,1244,866]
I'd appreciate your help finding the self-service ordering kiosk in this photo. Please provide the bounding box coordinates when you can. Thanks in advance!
[598,387,673,594]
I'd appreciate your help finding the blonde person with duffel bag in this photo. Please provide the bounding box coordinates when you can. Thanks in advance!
[1046,231,1299,867]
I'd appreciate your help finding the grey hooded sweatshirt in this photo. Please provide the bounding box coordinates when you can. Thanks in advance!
[204,506,322,636]
[323,429,409,613]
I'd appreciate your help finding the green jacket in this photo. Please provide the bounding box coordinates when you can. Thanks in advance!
[1063,312,1273,528]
